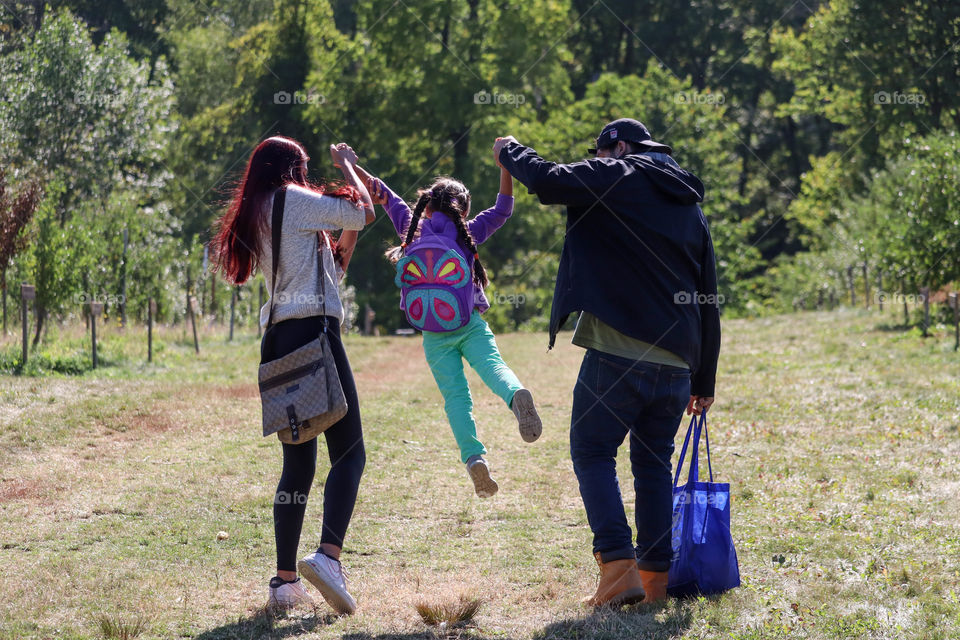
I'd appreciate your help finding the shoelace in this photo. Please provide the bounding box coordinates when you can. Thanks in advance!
[327,556,349,582]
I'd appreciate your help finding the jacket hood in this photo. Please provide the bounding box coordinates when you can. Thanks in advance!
[626,154,704,205]
[421,211,460,237]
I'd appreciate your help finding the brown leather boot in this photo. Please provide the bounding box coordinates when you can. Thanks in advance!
[582,552,646,608]
[637,569,669,603]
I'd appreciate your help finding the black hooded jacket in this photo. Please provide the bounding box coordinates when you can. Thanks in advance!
[498,142,720,397]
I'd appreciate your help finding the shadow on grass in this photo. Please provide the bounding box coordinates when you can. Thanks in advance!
[532,601,696,640]
[874,321,916,333]
[343,634,506,640]
[194,606,340,640]
[194,601,698,640]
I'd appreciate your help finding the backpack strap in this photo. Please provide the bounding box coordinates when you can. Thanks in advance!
[266,186,287,329]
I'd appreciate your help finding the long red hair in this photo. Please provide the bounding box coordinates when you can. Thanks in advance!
[212,135,359,284]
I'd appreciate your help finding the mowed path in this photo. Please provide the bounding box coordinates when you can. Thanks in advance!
[1,310,958,639]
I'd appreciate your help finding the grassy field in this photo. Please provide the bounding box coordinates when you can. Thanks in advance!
[1,309,959,639]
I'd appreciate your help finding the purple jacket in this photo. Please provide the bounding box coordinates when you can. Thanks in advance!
[383,184,513,314]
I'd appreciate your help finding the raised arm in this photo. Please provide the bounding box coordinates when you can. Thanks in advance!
[494,136,625,207]
[467,167,514,245]
[330,143,375,224]
[336,144,413,238]
[366,175,413,238]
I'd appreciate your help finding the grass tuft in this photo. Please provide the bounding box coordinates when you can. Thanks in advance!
[96,613,147,640]
[415,595,483,627]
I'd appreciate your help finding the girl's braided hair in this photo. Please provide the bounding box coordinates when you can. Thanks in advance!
[384,177,488,288]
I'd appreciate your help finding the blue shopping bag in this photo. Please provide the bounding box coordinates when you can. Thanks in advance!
[667,412,740,597]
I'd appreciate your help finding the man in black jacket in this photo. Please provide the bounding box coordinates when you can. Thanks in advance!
[494,119,720,608]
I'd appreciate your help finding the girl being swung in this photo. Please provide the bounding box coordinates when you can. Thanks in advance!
[349,147,542,498]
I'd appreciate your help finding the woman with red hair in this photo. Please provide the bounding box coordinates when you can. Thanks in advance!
[213,137,374,614]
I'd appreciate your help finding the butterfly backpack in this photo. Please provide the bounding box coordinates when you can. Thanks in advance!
[395,236,473,332]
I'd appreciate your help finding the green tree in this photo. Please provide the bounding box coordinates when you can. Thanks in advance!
[774,0,960,193]
[0,8,175,223]
[0,169,42,333]
[0,8,176,341]
[14,182,75,346]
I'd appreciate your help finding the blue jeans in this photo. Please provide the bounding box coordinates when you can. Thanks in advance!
[570,349,690,571]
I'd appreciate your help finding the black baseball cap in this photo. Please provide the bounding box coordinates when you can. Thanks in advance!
[587,118,672,155]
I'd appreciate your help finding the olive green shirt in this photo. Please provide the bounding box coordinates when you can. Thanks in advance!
[572,312,689,369]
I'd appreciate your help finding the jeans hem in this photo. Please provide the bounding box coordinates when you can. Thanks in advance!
[596,546,637,563]
[635,557,672,572]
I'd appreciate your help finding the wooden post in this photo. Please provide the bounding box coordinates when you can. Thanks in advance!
[900,278,909,325]
[257,281,264,338]
[20,283,34,366]
[185,264,192,331]
[862,263,870,309]
[148,298,156,363]
[211,276,217,325]
[921,286,930,338]
[90,301,103,368]
[846,266,856,306]
[2,271,6,335]
[190,295,200,354]
[120,228,128,328]
[82,272,90,329]
[201,244,208,316]
[876,271,883,312]
[229,286,236,342]
[950,293,959,352]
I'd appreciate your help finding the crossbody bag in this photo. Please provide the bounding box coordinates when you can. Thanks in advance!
[258,186,349,444]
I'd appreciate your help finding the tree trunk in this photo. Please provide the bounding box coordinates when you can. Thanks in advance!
[452,126,472,186]
[783,116,803,187]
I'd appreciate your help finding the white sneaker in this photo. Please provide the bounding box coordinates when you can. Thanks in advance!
[467,456,499,498]
[298,551,357,615]
[267,577,313,610]
[512,389,542,443]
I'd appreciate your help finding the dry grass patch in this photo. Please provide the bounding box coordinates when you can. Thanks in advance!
[95,612,148,640]
[415,595,483,628]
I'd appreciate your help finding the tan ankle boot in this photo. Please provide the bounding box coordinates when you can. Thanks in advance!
[637,569,669,603]
[582,552,646,608]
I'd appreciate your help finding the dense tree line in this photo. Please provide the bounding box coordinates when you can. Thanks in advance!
[0,0,957,340]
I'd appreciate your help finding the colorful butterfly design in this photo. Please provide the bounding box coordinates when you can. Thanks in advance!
[396,248,471,332]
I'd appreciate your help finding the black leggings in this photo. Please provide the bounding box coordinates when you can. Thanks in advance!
[260,316,365,572]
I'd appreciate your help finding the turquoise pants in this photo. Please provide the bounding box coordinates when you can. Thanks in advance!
[422,310,524,463]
